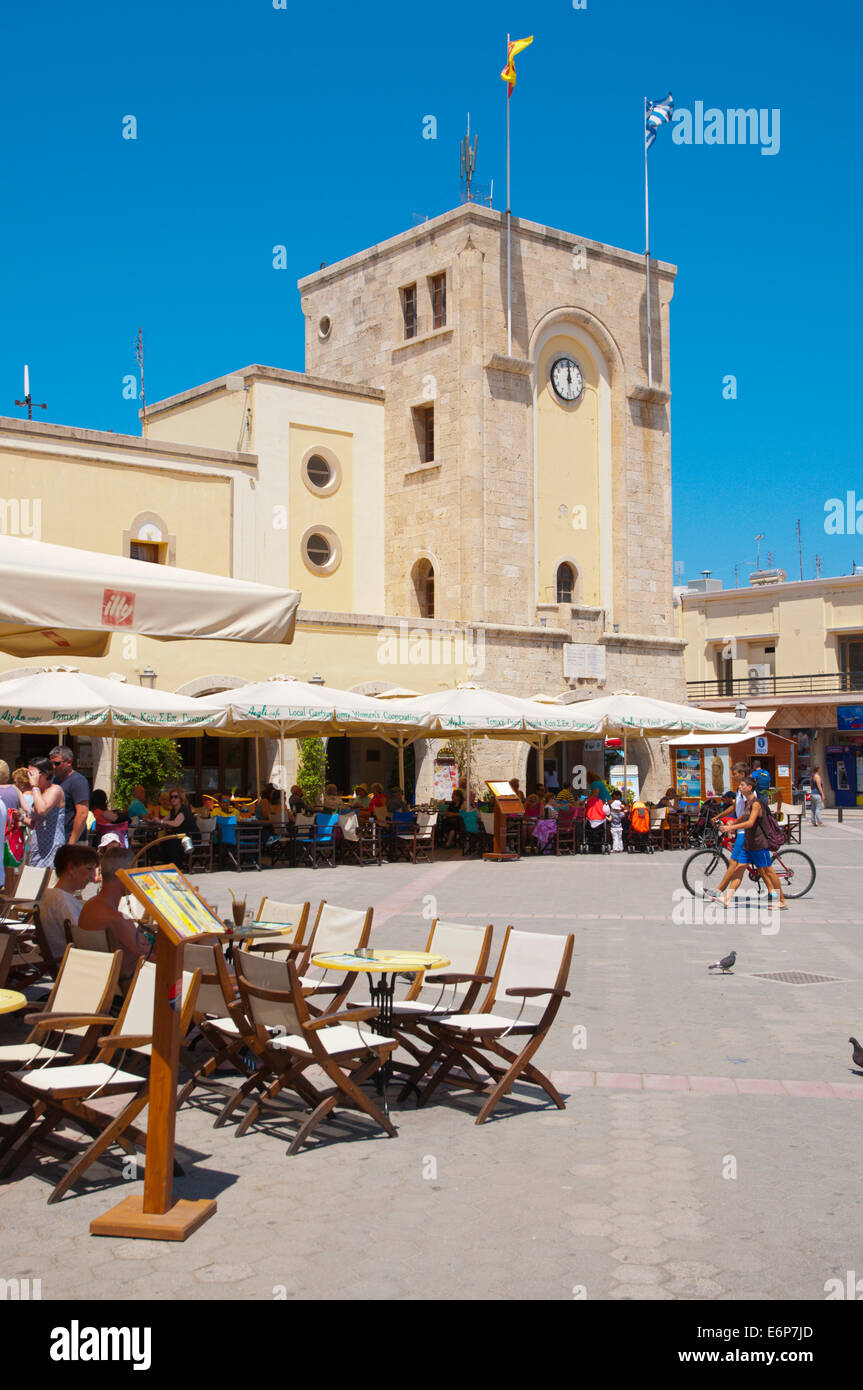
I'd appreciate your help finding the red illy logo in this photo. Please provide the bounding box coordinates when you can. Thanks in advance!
[101,589,136,627]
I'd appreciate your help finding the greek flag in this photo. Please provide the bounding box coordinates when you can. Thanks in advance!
[645,93,674,149]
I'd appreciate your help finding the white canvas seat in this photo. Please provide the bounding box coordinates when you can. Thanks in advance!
[271,1021,392,1056]
[295,903,373,1001]
[0,958,200,1203]
[214,950,396,1154]
[415,927,574,1125]
[0,945,121,1096]
[393,921,493,1020]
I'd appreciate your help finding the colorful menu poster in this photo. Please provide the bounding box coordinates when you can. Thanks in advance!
[118,866,226,945]
[674,749,702,799]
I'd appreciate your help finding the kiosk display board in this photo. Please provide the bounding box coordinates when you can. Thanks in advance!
[119,866,226,945]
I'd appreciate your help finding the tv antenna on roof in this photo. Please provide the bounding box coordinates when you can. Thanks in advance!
[136,327,146,428]
[460,113,493,207]
[15,365,47,420]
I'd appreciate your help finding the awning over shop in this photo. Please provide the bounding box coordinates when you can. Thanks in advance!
[667,727,793,748]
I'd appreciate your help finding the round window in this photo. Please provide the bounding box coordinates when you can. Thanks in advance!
[306,454,332,490]
[305,532,331,567]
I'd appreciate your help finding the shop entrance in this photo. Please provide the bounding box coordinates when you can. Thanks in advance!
[826,745,860,808]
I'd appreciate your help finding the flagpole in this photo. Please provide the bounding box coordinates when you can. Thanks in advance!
[506,33,512,357]
[644,97,653,389]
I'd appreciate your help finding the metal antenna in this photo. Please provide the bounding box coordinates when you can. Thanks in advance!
[796,519,803,581]
[815,553,822,578]
[136,328,146,429]
[14,364,47,419]
[460,112,479,201]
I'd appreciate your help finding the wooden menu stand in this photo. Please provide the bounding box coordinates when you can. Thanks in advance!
[483,780,522,862]
[90,865,226,1242]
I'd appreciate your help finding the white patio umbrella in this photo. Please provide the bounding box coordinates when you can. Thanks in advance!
[0,666,223,735]
[0,536,301,658]
[382,684,602,804]
[197,677,425,795]
[559,690,747,798]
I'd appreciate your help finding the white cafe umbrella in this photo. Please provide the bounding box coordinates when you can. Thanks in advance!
[561,691,747,798]
[197,677,425,796]
[0,536,301,658]
[0,666,223,735]
[383,684,602,804]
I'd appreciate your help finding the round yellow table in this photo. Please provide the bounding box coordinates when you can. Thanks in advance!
[311,950,451,1108]
[0,989,27,1015]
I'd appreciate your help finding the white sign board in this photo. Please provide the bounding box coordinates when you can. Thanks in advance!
[754,735,768,756]
[563,643,606,680]
[611,764,640,798]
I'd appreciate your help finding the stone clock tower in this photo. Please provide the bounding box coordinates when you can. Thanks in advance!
[298,202,685,714]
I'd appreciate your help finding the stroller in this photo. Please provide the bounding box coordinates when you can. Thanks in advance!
[689,796,726,847]
[582,812,610,854]
[626,800,653,854]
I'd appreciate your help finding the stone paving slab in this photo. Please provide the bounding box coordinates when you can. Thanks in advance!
[1,826,862,1301]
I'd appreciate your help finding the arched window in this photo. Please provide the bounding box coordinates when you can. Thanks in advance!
[556,563,576,604]
[412,559,435,618]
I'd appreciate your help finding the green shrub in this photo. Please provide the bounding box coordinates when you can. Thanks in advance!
[114,738,183,805]
[296,737,327,806]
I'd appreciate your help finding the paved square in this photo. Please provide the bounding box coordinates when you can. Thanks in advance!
[2,818,862,1301]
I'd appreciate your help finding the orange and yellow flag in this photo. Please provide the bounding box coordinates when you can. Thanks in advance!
[500,35,534,96]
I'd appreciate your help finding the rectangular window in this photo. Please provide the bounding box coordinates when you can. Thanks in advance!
[402,284,418,340]
[840,636,863,689]
[423,406,434,462]
[130,541,161,563]
[430,272,446,329]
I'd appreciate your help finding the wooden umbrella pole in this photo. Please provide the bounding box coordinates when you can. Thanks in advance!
[254,735,261,801]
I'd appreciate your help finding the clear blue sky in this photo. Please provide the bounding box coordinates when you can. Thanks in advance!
[2,0,861,588]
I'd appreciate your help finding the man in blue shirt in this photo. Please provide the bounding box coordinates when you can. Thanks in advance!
[49,746,90,845]
[750,761,771,810]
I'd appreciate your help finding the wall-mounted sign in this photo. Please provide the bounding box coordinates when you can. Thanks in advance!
[563,643,606,680]
[754,735,768,755]
[837,705,863,731]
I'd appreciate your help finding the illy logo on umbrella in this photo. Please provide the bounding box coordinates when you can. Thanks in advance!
[101,589,136,627]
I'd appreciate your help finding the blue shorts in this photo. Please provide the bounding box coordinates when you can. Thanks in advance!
[731,832,745,861]
[738,847,772,868]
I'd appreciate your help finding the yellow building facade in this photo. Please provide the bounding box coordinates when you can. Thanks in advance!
[0,203,686,801]
[680,574,863,807]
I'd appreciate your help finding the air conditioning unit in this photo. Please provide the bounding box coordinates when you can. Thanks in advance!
[748,663,771,694]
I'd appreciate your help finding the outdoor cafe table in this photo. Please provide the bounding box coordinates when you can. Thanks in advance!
[220,919,295,963]
[0,989,27,1015]
[310,949,450,1107]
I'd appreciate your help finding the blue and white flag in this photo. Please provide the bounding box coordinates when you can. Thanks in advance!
[645,93,674,149]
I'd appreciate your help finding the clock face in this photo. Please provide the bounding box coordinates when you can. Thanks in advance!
[550,356,584,403]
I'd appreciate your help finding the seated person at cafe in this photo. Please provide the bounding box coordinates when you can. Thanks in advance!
[368,782,386,813]
[351,783,371,810]
[40,843,100,958]
[127,785,149,820]
[288,784,307,815]
[443,788,465,848]
[146,787,198,868]
[524,789,543,818]
[258,783,283,822]
[321,782,342,810]
[78,845,148,976]
[657,786,678,811]
[148,789,172,819]
[508,778,525,805]
[90,788,129,847]
[386,785,409,813]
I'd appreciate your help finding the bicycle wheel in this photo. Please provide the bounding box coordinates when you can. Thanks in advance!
[771,847,816,899]
[682,849,729,897]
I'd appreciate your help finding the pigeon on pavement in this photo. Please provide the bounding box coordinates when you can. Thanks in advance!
[708,950,737,972]
[849,1037,863,1070]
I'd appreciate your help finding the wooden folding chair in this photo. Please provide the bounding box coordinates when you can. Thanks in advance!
[393,919,494,1099]
[0,958,200,1203]
[176,940,254,1108]
[0,932,14,989]
[242,898,311,955]
[415,927,573,1125]
[217,950,397,1154]
[0,946,123,1141]
[0,867,56,985]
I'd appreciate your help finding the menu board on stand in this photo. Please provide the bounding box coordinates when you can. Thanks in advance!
[90,865,226,1242]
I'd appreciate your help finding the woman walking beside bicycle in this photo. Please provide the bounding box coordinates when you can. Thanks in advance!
[708,777,787,908]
